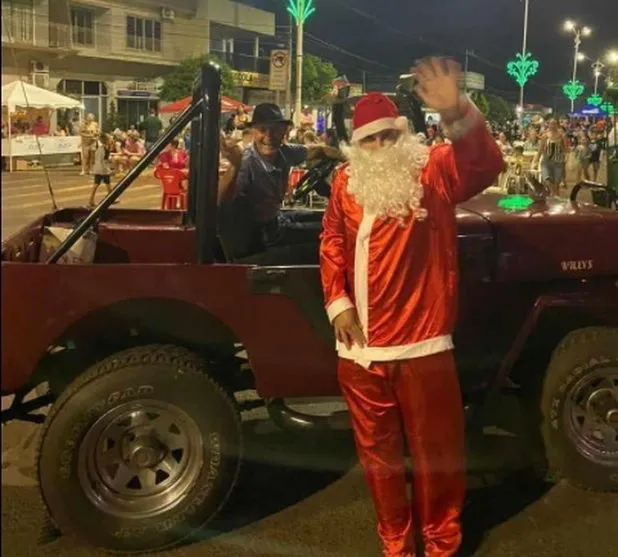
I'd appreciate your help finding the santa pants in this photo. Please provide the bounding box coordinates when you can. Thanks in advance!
[337,351,466,557]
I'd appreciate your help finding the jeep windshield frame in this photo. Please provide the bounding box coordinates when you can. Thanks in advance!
[47,63,222,265]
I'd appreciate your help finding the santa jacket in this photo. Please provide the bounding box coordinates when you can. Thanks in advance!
[319,100,505,368]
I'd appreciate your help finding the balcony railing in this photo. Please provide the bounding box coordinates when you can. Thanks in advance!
[48,22,73,49]
[211,50,270,75]
[1,13,34,44]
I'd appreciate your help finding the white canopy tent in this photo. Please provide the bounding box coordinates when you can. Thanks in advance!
[2,80,85,171]
[2,80,84,111]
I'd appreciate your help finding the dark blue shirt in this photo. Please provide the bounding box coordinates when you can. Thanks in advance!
[236,143,308,223]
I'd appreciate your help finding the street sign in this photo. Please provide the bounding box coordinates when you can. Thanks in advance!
[269,49,289,92]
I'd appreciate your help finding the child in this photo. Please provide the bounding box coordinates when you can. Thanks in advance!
[506,145,526,194]
[87,133,114,208]
[574,133,592,183]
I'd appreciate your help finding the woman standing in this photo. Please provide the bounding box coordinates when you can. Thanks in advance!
[534,119,570,196]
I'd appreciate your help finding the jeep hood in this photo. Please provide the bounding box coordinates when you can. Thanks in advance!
[459,193,618,281]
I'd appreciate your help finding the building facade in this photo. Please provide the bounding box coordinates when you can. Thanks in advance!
[2,0,276,127]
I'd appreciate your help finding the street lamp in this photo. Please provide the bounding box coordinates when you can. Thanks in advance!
[592,59,605,95]
[506,0,539,116]
[286,0,316,126]
[563,20,592,111]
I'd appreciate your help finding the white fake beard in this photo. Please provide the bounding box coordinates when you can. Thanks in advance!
[342,133,430,223]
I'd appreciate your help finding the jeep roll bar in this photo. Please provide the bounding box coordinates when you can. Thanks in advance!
[48,63,222,264]
[570,180,618,210]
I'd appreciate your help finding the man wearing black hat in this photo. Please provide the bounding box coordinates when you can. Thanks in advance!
[218,103,343,264]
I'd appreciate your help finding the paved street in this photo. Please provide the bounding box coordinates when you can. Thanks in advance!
[1,167,161,240]
[2,394,618,557]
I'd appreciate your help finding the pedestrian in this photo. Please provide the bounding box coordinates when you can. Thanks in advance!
[79,113,99,176]
[87,133,114,208]
[574,133,592,182]
[319,57,504,557]
[588,130,603,182]
[139,109,163,151]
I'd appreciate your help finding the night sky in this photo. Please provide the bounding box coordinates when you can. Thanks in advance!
[245,0,618,108]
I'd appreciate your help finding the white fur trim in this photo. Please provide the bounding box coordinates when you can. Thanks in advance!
[337,335,454,370]
[326,296,355,323]
[352,117,399,143]
[441,94,482,142]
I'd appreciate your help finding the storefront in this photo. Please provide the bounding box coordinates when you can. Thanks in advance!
[231,70,273,106]
[114,80,161,129]
[56,79,108,124]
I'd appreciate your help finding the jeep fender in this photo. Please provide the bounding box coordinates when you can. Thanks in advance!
[492,289,618,390]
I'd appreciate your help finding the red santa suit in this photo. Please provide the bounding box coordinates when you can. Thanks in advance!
[320,93,504,557]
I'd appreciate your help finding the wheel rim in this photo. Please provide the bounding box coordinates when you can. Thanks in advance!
[564,365,618,466]
[78,400,205,518]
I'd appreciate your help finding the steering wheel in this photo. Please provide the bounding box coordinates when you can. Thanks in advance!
[290,158,339,202]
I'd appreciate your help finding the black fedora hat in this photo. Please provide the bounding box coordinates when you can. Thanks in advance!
[249,103,292,127]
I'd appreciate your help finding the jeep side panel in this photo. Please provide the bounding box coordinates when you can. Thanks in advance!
[1,263,339,397]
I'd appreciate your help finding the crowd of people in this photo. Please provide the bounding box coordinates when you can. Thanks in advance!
[78,100,616,208]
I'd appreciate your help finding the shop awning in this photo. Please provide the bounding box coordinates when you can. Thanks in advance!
[2,80,84,112]
[160,95,251,114]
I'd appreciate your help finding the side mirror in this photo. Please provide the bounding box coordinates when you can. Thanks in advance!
[524,173,549,201]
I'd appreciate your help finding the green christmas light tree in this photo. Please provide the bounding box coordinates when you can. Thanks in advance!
[286,0,316,24]
[562,80,585,103]
[601,101,615,115]
[506,52,540,88]
[587,94,603,106]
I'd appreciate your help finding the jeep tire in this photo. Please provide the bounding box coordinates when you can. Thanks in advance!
[541,327,618,492]
[37,344,242,553]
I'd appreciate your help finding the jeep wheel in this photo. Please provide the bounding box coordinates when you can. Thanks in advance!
[36,345,242,553]
[541,327,618,492]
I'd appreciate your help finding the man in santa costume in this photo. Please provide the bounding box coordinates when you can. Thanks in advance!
[320,57,504,557]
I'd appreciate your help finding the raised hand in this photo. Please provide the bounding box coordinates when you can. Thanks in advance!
[412,57,463,123]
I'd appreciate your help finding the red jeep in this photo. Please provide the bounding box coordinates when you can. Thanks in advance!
[2,65,617,553]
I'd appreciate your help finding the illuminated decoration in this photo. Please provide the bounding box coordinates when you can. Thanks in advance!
[506,52,540,87]
[587,94,603,106]
[562,80,585,102]
[286,0,316,24]
[601,101,616,115]
[497,195,534,212]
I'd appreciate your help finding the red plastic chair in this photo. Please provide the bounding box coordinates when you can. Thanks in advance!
[287,168,306,195]
[156,166,187,210]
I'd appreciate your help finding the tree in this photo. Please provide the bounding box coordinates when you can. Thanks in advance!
[291,54,338,105]
[485,93,515,124]
[470,91,489,117]
[159,54,236,101]
[103,100,121,132]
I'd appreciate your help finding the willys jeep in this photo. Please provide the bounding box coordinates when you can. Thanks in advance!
[1,65,617,553]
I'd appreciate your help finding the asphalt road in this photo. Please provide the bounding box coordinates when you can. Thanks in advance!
[1,167,161,240]
[2,394,618,557]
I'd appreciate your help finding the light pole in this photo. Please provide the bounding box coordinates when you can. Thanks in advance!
[286,0,316,126]
[506,0,539,120]
[592,59,605,95]
[563,20,592,111]
[520,0,530,109]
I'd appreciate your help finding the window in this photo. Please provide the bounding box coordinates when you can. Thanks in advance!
[126,16,161,53]
[71,6,94,47]
[1,1,34,43]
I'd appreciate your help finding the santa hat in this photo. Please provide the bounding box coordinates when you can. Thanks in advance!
[351,92,408,143]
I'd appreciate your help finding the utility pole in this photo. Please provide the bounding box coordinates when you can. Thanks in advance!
[294,13,304,126]
[519,0,530,111]
[464,49,470,94]
[285,16,292,116]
